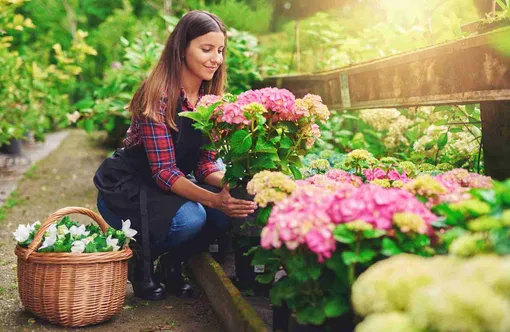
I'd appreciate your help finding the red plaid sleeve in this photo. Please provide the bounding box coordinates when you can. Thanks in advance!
[140,114,184,192]
[194,149,221,183]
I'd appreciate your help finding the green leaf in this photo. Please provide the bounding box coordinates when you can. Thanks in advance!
[358,248,377,263]
[333,225,355,244]
[434,106,451,112]
[255,138,277,153]
[232,163,245,178]
[362,229,386,239]
[251,154,276,170]
[256,206,272,225]
[230,130,252,154]
[178,111,204,125]
[82,119,94,133]
[424,140,436,150]
[289,165,302,180]
[325,252,348,276]
[341,251,358,265]
[437,133,448,149]
[381,238,402,256]
[296,305,326,326]
[324,297,349,318]
[256,272,275,284]
[279,136,293,149]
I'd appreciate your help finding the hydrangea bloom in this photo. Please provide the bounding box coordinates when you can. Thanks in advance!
[325,169,363,187]
[246,171,297,208]
[327,184,437,231]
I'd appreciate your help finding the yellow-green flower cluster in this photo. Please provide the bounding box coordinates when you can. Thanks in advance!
[399,161,418,178]
[449,233,487,257]
[309,159,330,172]
[346,220,374,232]
[393,213,427,234]
[370,179,391,188]
[359,108,401,131]
[344,149,377,170]
[356,312,419,332]
[449,199,491,217]
[246,171,297,208]
[392,180,404,188]
[417,163,436,172]
[436,163,454,171]
[353,254,510,332]
[403,175,447,199]
[467,215,505,232]
[242,102,267,115]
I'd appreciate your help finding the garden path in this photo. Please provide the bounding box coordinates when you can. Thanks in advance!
[0,130,222,332]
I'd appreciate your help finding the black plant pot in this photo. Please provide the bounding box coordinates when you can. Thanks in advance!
[0,138,22,155]
[232,234,271,293]
[229,186,260,237]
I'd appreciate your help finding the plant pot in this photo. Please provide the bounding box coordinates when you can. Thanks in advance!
[0,138,22,155]
[232,234,270,293]
[208,230,231,264]
[229,186,260,237]
[273,301,291,332]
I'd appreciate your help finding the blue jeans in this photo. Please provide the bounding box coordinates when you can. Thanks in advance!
[97,193,230,253]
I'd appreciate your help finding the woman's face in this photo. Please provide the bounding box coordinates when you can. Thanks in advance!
[185,31,225,81]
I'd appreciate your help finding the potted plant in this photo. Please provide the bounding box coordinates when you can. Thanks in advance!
[179,88,330,289]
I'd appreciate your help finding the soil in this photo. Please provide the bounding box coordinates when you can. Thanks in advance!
[0,130,222,332]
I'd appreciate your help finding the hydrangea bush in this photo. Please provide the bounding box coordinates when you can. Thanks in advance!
[353,254,510,332]
[242,158,504,327]
[13,216,137,253]
[179,88,330,187]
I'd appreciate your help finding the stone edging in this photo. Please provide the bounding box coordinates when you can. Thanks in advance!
[188,252,268,332]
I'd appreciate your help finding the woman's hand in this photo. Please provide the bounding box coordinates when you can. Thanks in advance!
[213,185,257,218]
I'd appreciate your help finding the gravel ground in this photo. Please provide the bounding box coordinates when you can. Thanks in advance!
[0,130,222,332]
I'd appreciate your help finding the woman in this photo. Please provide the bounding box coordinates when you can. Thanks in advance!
[93,10,256,301]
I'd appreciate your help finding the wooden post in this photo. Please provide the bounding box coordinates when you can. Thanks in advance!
[480,101,510,180]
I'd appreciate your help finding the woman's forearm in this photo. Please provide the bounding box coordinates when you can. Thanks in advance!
[170,176,218,208]
[203,171,225,189]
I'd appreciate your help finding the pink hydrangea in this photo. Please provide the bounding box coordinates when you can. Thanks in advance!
[261,185,340,262]
[325,169,363,187]
[326,184,437,231]
[436,169,492,190]
[363,168,409,182]
[218,103,249,125]
[236,89,264,106]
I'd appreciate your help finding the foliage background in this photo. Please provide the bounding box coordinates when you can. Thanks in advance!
[1,0,498,169]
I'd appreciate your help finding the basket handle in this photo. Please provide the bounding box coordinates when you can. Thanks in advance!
[23,207,110,260]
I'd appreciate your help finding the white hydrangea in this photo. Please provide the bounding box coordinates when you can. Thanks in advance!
[359,108,401,131]
[383,116,414,148]
[413,125,449,152]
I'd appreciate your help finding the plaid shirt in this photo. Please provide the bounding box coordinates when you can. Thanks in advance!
[124,89,220,191]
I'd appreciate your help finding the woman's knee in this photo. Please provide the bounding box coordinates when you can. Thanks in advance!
[171,201,207,233]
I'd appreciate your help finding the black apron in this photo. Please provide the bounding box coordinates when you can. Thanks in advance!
[93,101,218,280]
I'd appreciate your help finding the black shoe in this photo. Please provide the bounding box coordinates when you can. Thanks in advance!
[128,253,166,301]
[157,254,194,298]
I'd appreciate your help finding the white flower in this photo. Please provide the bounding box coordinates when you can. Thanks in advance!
[69,225,90,238]
[45,224,57,238]
[39,233,57,250]
[106,235,120,251]
[71,240,86,253]
[13,224,31,243]
[81,236,94,245]
[30,221,41,231]
[122,219,137,240]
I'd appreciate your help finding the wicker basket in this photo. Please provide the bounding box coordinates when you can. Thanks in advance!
[15,207,133,327]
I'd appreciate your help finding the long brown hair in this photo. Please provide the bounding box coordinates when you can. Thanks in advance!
[128,10,227,130]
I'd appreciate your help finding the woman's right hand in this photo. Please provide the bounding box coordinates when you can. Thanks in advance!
[214,185,257,218]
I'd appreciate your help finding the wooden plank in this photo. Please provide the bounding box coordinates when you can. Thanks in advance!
[259,28,510,110]
[480,101,510,180]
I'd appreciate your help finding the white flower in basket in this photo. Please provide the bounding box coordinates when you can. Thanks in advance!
[13,224,31,243]
[121,219,137,240]
[69,225,90,238]
[106,235,120,251]
[71,240,86,253]
[39,233,57,250]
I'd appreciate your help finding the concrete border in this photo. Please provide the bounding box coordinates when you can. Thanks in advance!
[188,252,268,332]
